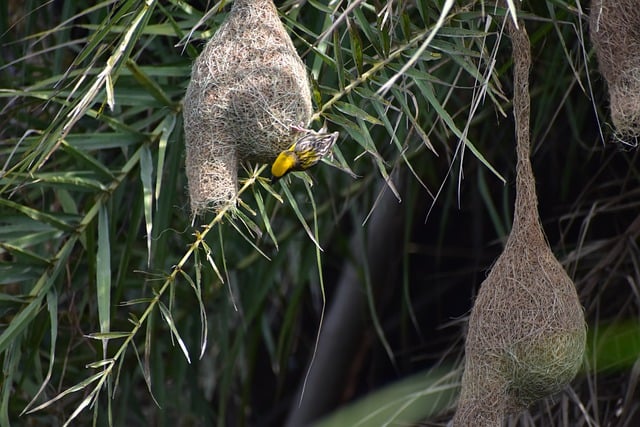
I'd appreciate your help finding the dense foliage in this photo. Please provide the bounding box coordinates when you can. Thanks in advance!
[1,0,639,426]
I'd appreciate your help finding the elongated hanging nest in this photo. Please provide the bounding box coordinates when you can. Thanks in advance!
[183,0,313,214]
[452,19,586,426]
[590,0,640,140]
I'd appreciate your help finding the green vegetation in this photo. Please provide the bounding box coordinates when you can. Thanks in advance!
[1,1,638,426]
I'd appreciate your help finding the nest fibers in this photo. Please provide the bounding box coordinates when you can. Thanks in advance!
[183,0,313,214]
[452,20,586,426]
[590,0,640,140]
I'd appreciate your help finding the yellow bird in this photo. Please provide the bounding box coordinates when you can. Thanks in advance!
[270,129,339,182]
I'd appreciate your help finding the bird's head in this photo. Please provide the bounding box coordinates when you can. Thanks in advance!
[270,150,299,182]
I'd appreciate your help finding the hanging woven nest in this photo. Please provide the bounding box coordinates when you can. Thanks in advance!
[183,0,313,214]
[590,0,640,140]
[452,19,586,426]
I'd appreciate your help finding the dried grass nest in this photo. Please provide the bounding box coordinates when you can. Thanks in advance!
[590,0,640,140]
[183,0,313,214]
[452,19,586,426]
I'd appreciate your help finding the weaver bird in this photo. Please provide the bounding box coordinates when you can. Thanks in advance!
[270,129,339,182]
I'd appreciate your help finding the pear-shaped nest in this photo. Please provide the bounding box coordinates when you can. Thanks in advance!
[454,229,586,425]
[183,0,313,214]
[452,18,586,426]
[590,0,640,140]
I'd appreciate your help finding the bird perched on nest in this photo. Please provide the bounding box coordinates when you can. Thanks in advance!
[183,0,317,213]
[271,128,339,182]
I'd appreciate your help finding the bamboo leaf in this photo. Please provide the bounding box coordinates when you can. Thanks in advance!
[200,240,225,284]
[158,301,191,364]
[334,101,384,126]
[0,298,42,354]
[347,16,364,75]
[414,79,505,183]
[140,144,154,266]
[21,290,58,415]
[126,58,174,107]
[154,114,176,208]
[85,332,132,340]
[253,187,278,250]
[0,198,76,232]
[279,180,322,250]
[216,225,238,311]
[179,270,208,359]
[97,204,111,358]
[26,370,106,414]
[227,216,271,261]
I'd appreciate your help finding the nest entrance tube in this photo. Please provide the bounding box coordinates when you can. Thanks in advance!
[452,19,586,426]
[183,0,313,214]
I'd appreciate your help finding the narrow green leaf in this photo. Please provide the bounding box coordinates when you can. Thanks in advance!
[0,198,76,232]
[478,167,507,238]
[217,225,238,311]
[0,294,32,303]
[305,0,334,14]
[333,26,346,91]
[126,59,174,107]
[112,344,128,400]
[367,88,434,194]
[310,74,323,109]
[233,207,262,239]
[378,0,455,94]
[144,310,154,403]
[356,222,396,368]
[378,14,391,57]
[227,217,271,261]
[352,7,382,56]
[131,334,160,407]
[86,359,116,369]
[179,270,208,359]
[62,386,100,427]
[0,243,51,266]
[253,188,278,250]
[0,230,62,251]
[400,12,412,42]
[200,240,225,284]
[280,180,322,250]
[85,332,132,340]
[61,140,115,180]
[1,344,20,425]
[0,297,42,354]
[334,101,384,126]
[414,80,505,183]
[158,301,191,364]
[256,177,284,204]
[387,86,437,154]
[321,144,359,179]
[11,172,106,191]
[347,16,364,75]
[21,290,58,415]
[140,144,154,266]
[154,114,176,207]
[97,204,111,357]
[236,197,258,219]
[66,132,145,151]
[298,179,326,403]
[26,371,105,414]
[56,188,79,215]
